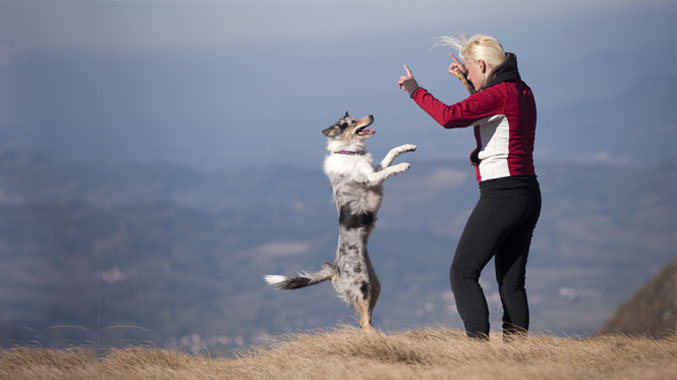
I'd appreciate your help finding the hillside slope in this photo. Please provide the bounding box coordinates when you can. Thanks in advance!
[598,258,677,337]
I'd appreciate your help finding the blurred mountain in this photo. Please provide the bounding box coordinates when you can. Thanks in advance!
[597,258,676,338]
[0,150,674,353]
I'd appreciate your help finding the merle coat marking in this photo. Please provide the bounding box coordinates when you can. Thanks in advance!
[264,112,416,330]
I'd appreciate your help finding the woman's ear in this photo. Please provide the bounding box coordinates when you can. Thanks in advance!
[478,59,487,73]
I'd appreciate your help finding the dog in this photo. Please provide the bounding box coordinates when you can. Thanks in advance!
[264,111,416,330]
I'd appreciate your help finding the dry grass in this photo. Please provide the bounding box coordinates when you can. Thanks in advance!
[2,327,676,379]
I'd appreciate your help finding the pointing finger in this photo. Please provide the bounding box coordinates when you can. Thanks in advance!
[449,52,461,65]
[403,64,413,77]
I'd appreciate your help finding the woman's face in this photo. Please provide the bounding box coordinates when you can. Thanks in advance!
[466,59,489,92]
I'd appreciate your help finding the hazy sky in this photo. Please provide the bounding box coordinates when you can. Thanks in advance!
[1,0,675,171]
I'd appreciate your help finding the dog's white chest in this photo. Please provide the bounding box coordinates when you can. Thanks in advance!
[323,154,374,182]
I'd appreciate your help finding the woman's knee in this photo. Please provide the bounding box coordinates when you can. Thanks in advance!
[449,261,480,288]
[498,283,527,305]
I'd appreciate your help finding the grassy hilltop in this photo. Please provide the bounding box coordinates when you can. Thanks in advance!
[2,327,676,380]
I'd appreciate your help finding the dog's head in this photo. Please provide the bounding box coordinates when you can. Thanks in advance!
[322,112,375,141]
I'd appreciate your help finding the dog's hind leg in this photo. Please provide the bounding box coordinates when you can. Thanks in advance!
[368,276,381,324]
[355,257,380,332]
[357,299,375,332]
[364,256,381,331]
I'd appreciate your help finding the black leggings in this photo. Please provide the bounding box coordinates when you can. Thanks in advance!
[450,176,541,339]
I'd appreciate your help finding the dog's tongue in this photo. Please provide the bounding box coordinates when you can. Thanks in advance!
[358,128,375,135]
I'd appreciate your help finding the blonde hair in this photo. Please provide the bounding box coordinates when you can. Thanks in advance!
[434,33,506,69]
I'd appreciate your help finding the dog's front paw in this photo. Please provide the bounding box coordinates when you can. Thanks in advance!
[393,162,411,172]
[399,144,417,153]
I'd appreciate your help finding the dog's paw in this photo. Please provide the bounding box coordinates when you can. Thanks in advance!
[393,162,411,172]
[399,144,417,153]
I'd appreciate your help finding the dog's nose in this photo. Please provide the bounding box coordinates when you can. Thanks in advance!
[369,115,374,119]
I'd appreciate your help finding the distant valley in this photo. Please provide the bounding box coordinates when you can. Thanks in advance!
[0,151,674,353]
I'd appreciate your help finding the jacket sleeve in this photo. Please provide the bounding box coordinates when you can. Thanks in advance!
[411,86,505,129]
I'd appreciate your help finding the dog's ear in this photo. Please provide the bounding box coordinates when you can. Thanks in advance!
[322,125,341,137]
[344,111,350,118]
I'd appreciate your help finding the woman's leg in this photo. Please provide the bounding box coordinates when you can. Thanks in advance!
[494,186,541,337]
[449,194,530,339]
[449,202,493,338]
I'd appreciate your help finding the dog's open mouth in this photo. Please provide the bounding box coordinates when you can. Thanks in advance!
[356,122,376,136]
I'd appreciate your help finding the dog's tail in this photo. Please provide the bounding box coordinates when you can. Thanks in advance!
[264,262,336,290]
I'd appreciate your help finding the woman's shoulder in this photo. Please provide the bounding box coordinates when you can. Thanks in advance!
[467,81,510,104]
[485,79,533,99]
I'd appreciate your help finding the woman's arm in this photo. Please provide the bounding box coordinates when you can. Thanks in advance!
[398,64,504,129]
[411,86,504,129]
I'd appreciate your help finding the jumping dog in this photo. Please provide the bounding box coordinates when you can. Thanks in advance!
[264,112,416,330]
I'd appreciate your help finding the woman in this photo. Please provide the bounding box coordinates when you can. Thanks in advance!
[397,34,541,340]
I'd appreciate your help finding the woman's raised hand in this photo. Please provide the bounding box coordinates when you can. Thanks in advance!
[398,65,415,89]
[448,53,466,76]
[398,65,419,96]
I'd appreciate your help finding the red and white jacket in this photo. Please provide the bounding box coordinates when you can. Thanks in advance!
[411,53,537,183]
